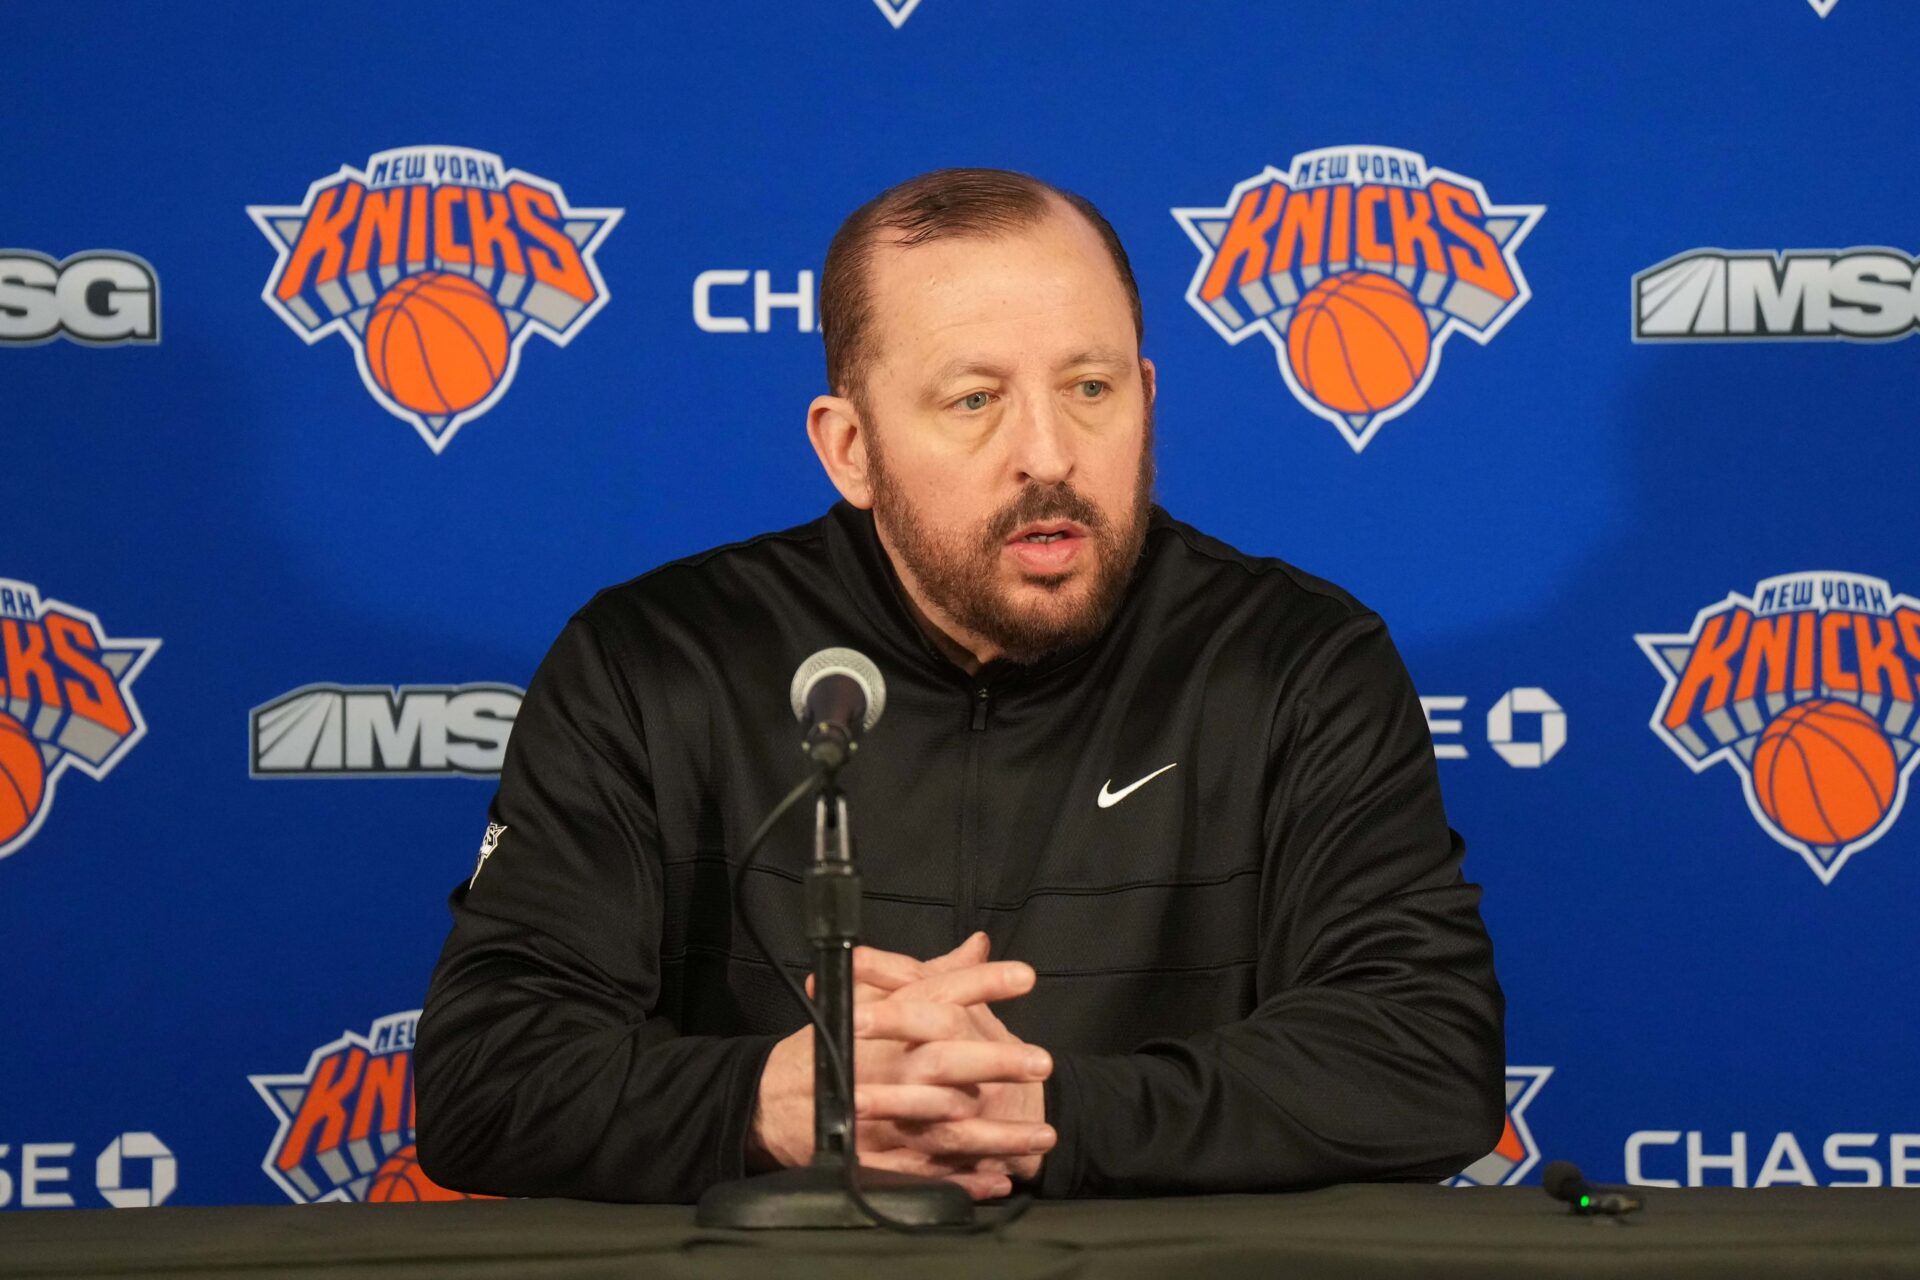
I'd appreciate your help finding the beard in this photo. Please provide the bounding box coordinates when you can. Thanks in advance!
[866,405,1156,666]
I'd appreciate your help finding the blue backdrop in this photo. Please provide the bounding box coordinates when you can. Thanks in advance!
[5,0,1917,1208]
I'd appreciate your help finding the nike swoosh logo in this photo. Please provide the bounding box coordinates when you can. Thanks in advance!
[1097,762,1178,809]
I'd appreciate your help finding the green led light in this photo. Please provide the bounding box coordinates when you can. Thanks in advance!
[1579,1195,1591,1208]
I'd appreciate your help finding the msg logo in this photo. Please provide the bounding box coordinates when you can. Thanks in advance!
[0,251,160,346]
[249,683,522,777]
[1633,248,1920,341]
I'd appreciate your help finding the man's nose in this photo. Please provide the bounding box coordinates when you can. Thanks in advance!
[1004,388,1074,486]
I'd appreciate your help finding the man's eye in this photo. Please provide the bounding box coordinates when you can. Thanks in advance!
[959,391,992,411]
[1078,380,1108,398]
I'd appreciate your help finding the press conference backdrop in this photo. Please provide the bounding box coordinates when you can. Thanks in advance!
[4,0,1917,1211]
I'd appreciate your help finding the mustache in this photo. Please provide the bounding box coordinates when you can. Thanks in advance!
[983,483,1109,544]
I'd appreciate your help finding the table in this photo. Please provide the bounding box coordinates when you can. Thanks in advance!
[3,1185,1918,1279]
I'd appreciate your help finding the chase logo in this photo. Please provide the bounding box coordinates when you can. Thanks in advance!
[249,684,521,777]
[0,579,159,862]
[1174,147,1542,452]
[0,251,160,346]
[1449,1066,1551,1187]
[1809,0,1838,16]
[1637,573,1920,883]
[248,146,622,453]
[250,1011,490,1203]
[1633,249,1920,341]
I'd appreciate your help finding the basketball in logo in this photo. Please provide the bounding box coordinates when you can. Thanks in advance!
[367,1144,488,1203]
[0,712,46,845]
[364,272,510,416]
[1286,272,1432,416]
[1751,699,1898,846]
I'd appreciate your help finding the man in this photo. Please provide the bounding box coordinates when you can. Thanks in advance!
[415,168,1505,1203]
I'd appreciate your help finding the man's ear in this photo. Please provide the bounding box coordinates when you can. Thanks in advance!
[1140,355,1157,407]
[807,393,874,509]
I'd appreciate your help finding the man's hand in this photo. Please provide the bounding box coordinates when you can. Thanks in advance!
[746,933,1053,1200]
[847,937,1054,1196]
[747,934,1004,1173]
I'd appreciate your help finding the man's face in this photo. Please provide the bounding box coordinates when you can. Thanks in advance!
[852,204,1155,665]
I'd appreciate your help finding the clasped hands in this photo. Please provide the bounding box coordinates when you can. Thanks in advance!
[747,931,1053,1201]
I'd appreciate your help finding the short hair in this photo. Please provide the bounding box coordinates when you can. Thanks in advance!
[819,168,1144,403]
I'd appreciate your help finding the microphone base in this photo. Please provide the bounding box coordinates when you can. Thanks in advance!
[695,1161,975,1229]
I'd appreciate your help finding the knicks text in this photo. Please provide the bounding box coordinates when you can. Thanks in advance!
[0,579,158,861]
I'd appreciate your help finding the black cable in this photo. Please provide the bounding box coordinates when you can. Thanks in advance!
[730,769,1034,1234]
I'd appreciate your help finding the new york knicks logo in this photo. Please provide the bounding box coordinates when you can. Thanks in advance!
[1638,572,1920,883]
[1449,1066,1551,1187]
[249,146,622,453]
[0,579,158,862]
[1174,147,1543,452]
[250,1010,492,1203]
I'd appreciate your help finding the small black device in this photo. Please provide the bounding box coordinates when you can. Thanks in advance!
[1542,1160,1645,1217]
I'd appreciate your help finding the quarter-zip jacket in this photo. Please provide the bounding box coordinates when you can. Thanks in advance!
[415,501,1506,1201]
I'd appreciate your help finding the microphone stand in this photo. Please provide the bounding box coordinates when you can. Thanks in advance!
[695,771,974,1228]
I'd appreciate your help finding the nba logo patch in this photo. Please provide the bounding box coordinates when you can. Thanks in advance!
[0,578,158,861]
[1449,1066,1551,1187]
[1174,146,1542,452]
[1638,572,1920,883]
[249,146,622,453]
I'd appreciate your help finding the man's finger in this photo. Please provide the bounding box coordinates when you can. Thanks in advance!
[853,1083,982,1123]
[893,960,1036,1009]
[823,936,993,1005]
[898,1039,1052,1086]
[922,931,990,974]
[808,971,885,1003]
[848,945,929,993]
[854,1000,975,1044]
[947,1171,1014,1202]
[857,1149,1010,1202]
[874,1118,1056,1159]
[850,1038,905,1082]
[919,1153,1021,1180]
[965,999,1019,1044]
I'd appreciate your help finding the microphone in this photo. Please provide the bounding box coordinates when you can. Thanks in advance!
[1542,1161,1644,1216]
[789,648,887,772]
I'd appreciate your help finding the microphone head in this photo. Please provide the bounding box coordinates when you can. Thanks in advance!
[789,647,887,732]
[1542,1161,1583,1201]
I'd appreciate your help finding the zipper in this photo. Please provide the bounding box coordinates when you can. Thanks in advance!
[956,685,990,939]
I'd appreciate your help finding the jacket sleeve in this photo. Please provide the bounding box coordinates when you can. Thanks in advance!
[413,609,779,1203]
[1036,613,1506,1197]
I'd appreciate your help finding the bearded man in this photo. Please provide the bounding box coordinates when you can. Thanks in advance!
[414,169,1505,1203]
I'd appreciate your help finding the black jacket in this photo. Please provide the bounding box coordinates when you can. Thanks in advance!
[415,501,1505,1201]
